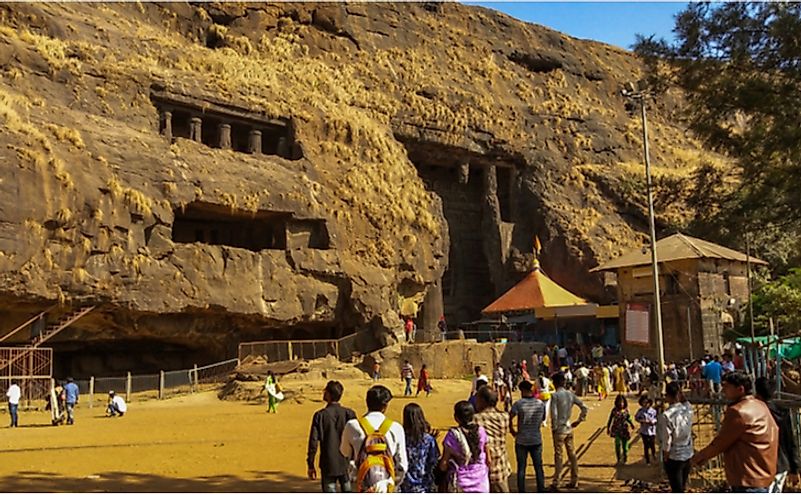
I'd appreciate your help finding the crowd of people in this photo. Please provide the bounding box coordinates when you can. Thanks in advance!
[306,368,589,494]
[305,346,801,494]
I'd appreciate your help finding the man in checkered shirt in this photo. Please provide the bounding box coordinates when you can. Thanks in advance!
[475,385,512,492]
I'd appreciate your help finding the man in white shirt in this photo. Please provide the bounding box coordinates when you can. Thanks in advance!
[340,385,407,492]
[658,381,694,492]
[575,364,590,396]
[6,379,21,427]
[493,363,505,386]
[550,372,588,489]
[470,366,489,396]
[591,344,604,363]
[106,391,127,417]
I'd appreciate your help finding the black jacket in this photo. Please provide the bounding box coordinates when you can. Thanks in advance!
[307,402,356,477]
[768,400,801,475]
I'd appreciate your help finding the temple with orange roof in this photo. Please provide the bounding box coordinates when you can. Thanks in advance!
[481,252,618,347]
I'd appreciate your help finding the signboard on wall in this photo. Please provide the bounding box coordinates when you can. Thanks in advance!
[625,303,650,345]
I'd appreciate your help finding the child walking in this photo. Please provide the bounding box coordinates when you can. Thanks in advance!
[634,395,657,464]
[607,394,635,464]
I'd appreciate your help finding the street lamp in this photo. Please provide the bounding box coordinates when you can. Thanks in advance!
[621,81,666,377]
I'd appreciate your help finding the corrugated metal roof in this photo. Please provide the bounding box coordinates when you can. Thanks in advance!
[590,233,768,272]
[482,268,590,315]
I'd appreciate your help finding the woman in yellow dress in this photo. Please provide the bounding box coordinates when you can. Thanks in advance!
[613,363,628,394]
[595,364,610,400]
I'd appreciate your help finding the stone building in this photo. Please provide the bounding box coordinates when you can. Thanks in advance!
[592,233,768,362]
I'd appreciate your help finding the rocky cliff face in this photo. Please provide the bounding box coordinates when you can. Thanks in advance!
[0,3,727,371]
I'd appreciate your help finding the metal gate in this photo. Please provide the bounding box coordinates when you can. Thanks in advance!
[0,346,53,402]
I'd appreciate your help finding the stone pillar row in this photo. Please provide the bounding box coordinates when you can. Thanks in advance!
[159,109,263,154]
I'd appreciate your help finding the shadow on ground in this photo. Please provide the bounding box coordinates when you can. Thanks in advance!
[0,470,316,492]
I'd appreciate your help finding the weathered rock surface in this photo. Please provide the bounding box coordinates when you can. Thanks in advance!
[0,3,726,370]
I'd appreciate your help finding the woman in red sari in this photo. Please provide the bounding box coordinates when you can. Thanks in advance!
[417,363,432,397]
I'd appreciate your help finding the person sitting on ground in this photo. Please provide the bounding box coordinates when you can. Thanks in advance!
[439,400,490,493]
[106,391,127,417]
[340,385,408,492]
[755,377,800,493]
[400,403,440,493]
[692,371,778,492]
[475,386,512,493]
[307,380,356,493]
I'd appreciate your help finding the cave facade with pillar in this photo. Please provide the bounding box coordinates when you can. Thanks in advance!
[399,138,521,335]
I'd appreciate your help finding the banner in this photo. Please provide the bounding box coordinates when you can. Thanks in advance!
[625,303,650,345]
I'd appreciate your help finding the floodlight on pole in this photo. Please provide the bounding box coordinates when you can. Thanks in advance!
[621,81,666,377]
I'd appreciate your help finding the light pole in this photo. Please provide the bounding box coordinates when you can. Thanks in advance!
[622,82,666,376]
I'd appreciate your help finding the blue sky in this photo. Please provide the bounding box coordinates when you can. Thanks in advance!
[469,2,688,50]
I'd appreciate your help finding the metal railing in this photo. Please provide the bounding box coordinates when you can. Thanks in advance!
[65,358,240,409]
[441,329,520,343]
[238,332,364,364]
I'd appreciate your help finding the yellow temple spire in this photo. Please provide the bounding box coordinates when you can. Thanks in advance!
[532,236,542,270]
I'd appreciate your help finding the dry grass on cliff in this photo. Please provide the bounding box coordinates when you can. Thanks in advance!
[112,21,443,252]
[0,4,732,272]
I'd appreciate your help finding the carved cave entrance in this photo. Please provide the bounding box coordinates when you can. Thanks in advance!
[152,88,300,160]
[401,139,518,331]
[172,202,330,251]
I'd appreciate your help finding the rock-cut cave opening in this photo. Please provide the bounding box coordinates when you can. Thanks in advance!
[171,202,331,252]
[172,202,290,251]
[399,139,519,331]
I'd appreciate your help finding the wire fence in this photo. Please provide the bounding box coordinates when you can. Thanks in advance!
[238,332,366,364]
[60,358,241,410]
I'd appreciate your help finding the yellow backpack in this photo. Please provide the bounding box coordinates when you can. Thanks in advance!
[355,417,396,492]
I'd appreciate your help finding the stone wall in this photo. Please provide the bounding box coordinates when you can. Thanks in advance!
[618,258,751,361]
[365,340,546,379]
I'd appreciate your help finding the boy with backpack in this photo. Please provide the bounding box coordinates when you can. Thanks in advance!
[340,385,408,492]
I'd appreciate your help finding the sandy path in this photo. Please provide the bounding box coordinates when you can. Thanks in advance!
[0,378,643,492]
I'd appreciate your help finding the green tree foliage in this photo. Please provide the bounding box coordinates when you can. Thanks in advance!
[744,268,801,336]
[634,3,801,271]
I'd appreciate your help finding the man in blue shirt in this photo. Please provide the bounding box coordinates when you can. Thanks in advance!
[703,356,723,396]
[63,377,79,425]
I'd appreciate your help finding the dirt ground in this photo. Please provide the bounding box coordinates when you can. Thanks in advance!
[0,378,668,492]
